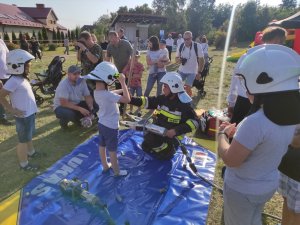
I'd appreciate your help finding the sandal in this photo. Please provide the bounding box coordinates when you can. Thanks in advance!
[20,163,39,171]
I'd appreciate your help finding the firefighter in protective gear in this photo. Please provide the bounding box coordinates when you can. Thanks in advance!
[129,72,199,160]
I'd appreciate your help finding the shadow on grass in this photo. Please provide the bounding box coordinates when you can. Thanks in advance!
[0,116,98,200]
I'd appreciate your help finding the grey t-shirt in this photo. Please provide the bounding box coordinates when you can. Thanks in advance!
[53,77,90,110]
[225,109,296,195]
[94,90,121,129]
[106,39,133,72]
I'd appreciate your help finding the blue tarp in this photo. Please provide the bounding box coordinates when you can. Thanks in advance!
[19,129,216,225]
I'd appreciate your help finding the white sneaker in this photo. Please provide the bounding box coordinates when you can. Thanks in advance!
[114,169,128,177]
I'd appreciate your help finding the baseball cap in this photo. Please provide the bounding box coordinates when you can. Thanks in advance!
[160,39,166,44]
[68,65,81,74]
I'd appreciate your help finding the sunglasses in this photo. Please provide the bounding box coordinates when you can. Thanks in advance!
[184,37,192,41]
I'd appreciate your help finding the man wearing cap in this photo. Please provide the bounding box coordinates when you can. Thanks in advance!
[53,65,96,129]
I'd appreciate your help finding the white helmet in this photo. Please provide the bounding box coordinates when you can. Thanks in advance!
[84,61,119,86]
[7,49,34,75]
[236,44,300,94]
[160,72,192,103]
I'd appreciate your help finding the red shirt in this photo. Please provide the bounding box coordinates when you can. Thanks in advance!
[122,61,144,87]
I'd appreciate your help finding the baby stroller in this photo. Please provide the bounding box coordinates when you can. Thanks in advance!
[31,56,66,105]
[192,56,213,97]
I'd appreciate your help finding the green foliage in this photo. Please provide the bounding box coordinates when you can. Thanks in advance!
[48,43,57,51]
[52,28,57,43]
[12,31,17,44]
[18,31,22,41]
[68,30,71,39]
[75,27,79,39]
[56,29,61,43]
[6,42,19,50]
[281,0,297,8]
[42,27,48,43]
[94,15,111,39]
[32,30,36,38]
[214,30,227,49]
[61,31,64,40]
[39,44,45,51]
[38,31,43,41]
[71,30,75,41]
[212,3,232,28]
[4,32,10,42]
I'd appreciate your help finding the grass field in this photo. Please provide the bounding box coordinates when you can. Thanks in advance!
[0,46,282,224]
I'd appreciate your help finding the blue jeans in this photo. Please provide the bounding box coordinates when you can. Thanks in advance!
[15,114,36,143]
[144,72,166,97]
[54,101,98,126]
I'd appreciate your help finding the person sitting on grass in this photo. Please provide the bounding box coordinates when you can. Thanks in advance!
[129,72,199,160]
[122,50,144,117]
[84,61,130,176]
[0,49,40,171]
[53,65,97,129]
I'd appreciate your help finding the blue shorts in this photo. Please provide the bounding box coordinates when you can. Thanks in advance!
[130,86,142,97]
[15,114,36,143]
[98,123,118,152]
[178,71,196,87]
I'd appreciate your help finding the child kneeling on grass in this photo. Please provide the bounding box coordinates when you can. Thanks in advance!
[0,49,39,171]
[84,61,130,176]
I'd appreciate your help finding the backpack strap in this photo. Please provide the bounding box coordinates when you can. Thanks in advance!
[179,43,184,57]
[194,42,199,64]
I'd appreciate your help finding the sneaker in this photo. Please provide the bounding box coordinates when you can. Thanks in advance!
[28,151,46,158]
[59,120,68,130]
[114,169,128,177]
[0,118,12,126]
[20,163,39,171]
[137,112,142,117]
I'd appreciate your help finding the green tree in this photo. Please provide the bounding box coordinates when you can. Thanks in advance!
[212,3,232,28]
[56,29,61,43]
[61,31,65,40]
[129,4,153,14]
[52,28,57,43]
[38,31,43,41]
[12,31,17,44]
[71,30,75,41]
[235,1,258,42]
[94,14,111,39]
[4,32,10,42]
[18,31,23,41]
[32,30,36,38]
[186,0,215,38]
[68,30,71,38]
[42,27,48,43]
[75,27,79,39]
[281,0,297,8]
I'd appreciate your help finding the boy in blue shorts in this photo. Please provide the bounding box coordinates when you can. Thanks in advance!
[84,61,130,176]
[0,49,39,171]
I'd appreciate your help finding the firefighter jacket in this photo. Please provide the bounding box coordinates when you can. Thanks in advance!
[130,94,199,137]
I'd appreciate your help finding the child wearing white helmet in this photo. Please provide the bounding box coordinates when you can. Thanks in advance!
[129,71,199,160]
[217,44,300,225]
[0,49,39,171]
[85,61,130,176]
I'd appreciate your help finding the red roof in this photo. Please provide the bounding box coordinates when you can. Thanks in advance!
[0,3,43,28]
[19,7,58,20]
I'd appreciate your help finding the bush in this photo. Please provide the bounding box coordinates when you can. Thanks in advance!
[6,42,19,50]
[39,44,46,51]
[48,43,57,51]
[214,30,227,50]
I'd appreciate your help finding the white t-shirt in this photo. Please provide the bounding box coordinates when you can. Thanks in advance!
[4,76,38,117]
[0,39,9,79]
[147,50,167,74]
[200,43,209,55]
[225,109,296,195]
[176,38,184,49]
[166,38,174,47]
[227,54,248,107]
[176,42,204,74]
[94,90,121,129]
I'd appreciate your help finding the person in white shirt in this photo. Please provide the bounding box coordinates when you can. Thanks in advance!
[0,49,39,171]
[166,34,174,61]
[176,34,184,50]
[175,31,205,97]
[0,38,12,125]
[200,35,209,64]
